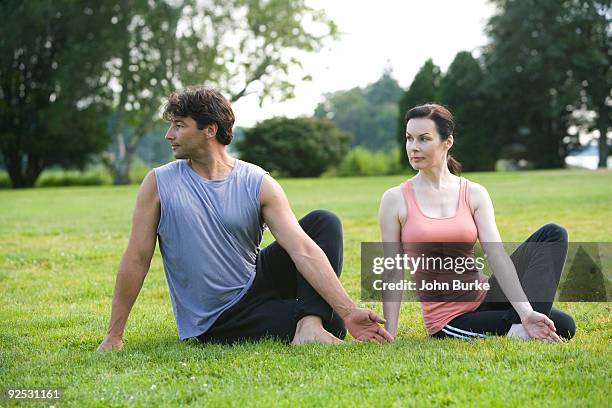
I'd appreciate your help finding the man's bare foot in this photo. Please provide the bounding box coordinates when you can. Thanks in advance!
[291,315,344,345]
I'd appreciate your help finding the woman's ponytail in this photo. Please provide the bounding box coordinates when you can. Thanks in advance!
[447,154,462,176]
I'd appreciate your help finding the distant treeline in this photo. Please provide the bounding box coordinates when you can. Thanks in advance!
[1,0,609,187]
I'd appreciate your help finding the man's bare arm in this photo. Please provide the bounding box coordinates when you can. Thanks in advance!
[260,175,394,342]
[97,171,160,351]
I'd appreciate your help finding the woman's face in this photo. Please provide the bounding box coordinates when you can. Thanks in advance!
[405,118,452,171]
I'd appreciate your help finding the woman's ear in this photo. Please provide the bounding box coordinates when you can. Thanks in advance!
[446,134,454,150]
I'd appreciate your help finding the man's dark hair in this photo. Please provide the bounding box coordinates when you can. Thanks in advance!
[162,86,235,145]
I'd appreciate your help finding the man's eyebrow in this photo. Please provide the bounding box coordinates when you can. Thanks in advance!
[406,132,431,137]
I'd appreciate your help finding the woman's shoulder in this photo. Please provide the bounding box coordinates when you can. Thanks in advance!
[463,178,492,212]
[379,184,408,222]
[463,178,489,196]
[380,184,405,203]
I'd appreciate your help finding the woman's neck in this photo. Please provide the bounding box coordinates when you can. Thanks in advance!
[415,164,456,190]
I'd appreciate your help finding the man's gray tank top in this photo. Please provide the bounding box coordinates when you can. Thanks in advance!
[154,159,267,339]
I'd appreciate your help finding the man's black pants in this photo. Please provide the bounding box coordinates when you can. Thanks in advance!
[197,210,347,344]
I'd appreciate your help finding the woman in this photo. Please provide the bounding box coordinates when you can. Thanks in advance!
[378,104,575,341]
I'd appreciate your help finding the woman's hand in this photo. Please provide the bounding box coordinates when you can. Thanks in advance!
[521,310,561,342]
[344,308,395,343]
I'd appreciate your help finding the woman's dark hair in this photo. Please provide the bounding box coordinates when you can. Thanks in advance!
[162,86,235,145]
[404,103,462,175]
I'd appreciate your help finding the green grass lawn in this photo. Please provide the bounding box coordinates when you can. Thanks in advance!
[1,169,611,407]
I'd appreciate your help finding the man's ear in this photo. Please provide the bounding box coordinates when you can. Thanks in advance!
[203,123,218,140]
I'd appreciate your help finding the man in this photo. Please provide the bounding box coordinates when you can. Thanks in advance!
[97,86,394,350]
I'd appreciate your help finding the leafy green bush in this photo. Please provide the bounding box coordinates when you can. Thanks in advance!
[336,147,387,176]
[35,169,111,187]
[0,172,12,188]
[0,160,156,189]
[386,148,405,175]
[129,161,152,185]
[237,117,351,177]
[332,147,407,176]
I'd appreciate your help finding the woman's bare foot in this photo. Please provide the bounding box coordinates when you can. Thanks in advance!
[291,315,344,345]
[507,323,530,340]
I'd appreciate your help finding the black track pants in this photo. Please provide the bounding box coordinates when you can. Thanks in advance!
[197,210,346,344]
[433,224,576,340]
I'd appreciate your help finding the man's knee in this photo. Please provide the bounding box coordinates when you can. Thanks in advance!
[300,209,343,241]
[302,209,341,229]
[299,209,343,276]
[540,223,568,243]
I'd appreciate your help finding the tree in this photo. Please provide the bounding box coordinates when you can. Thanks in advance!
[365,67,403,106]
[236,117,350,177]
[104,0,338,184]
[395,59,441,167]
[0,1,115,188]
[135,125,172,167]
[438,51,498,171]
[100,0,182,184]
[483,0,611,168]
[314,69,403,151]
[565,1,611,168]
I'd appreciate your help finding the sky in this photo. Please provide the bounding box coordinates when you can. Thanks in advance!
[232,0,496,127]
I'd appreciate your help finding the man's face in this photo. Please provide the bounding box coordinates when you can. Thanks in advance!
[164,116,207,159]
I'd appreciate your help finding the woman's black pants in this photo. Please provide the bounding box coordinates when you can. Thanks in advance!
[433,224,576,340]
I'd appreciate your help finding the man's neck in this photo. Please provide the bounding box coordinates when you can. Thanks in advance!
[187,148,236,181]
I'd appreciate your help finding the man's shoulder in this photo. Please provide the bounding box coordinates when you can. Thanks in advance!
[155,160,183,173]
[236,159,268,177]
[153,161,186,192]
[153,160,186,182]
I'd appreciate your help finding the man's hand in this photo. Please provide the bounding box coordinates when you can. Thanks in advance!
[521,310,561,342]
[344,308,395,343]
[97,334,124,352]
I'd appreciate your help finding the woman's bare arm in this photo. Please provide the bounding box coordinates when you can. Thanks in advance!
[469,182,560,342]
[378,187,404,337]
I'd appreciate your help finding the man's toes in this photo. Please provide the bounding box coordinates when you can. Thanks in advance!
[331,336,344,344]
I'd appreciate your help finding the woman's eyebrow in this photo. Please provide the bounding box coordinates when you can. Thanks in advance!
[406,132,431,137]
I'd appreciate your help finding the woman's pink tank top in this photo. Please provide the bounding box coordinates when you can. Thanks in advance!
[400,177,488,335]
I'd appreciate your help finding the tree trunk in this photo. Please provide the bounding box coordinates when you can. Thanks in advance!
[111,149,131,185]
[528,115,565,169]
[111,10,132,186]
[110,127,145,185]
[596,105,610,169]
[4,152,44,188]
[110,124,131,185]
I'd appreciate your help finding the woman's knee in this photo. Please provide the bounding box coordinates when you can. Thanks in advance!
[540,223,568,243]
[550,308,575,340]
